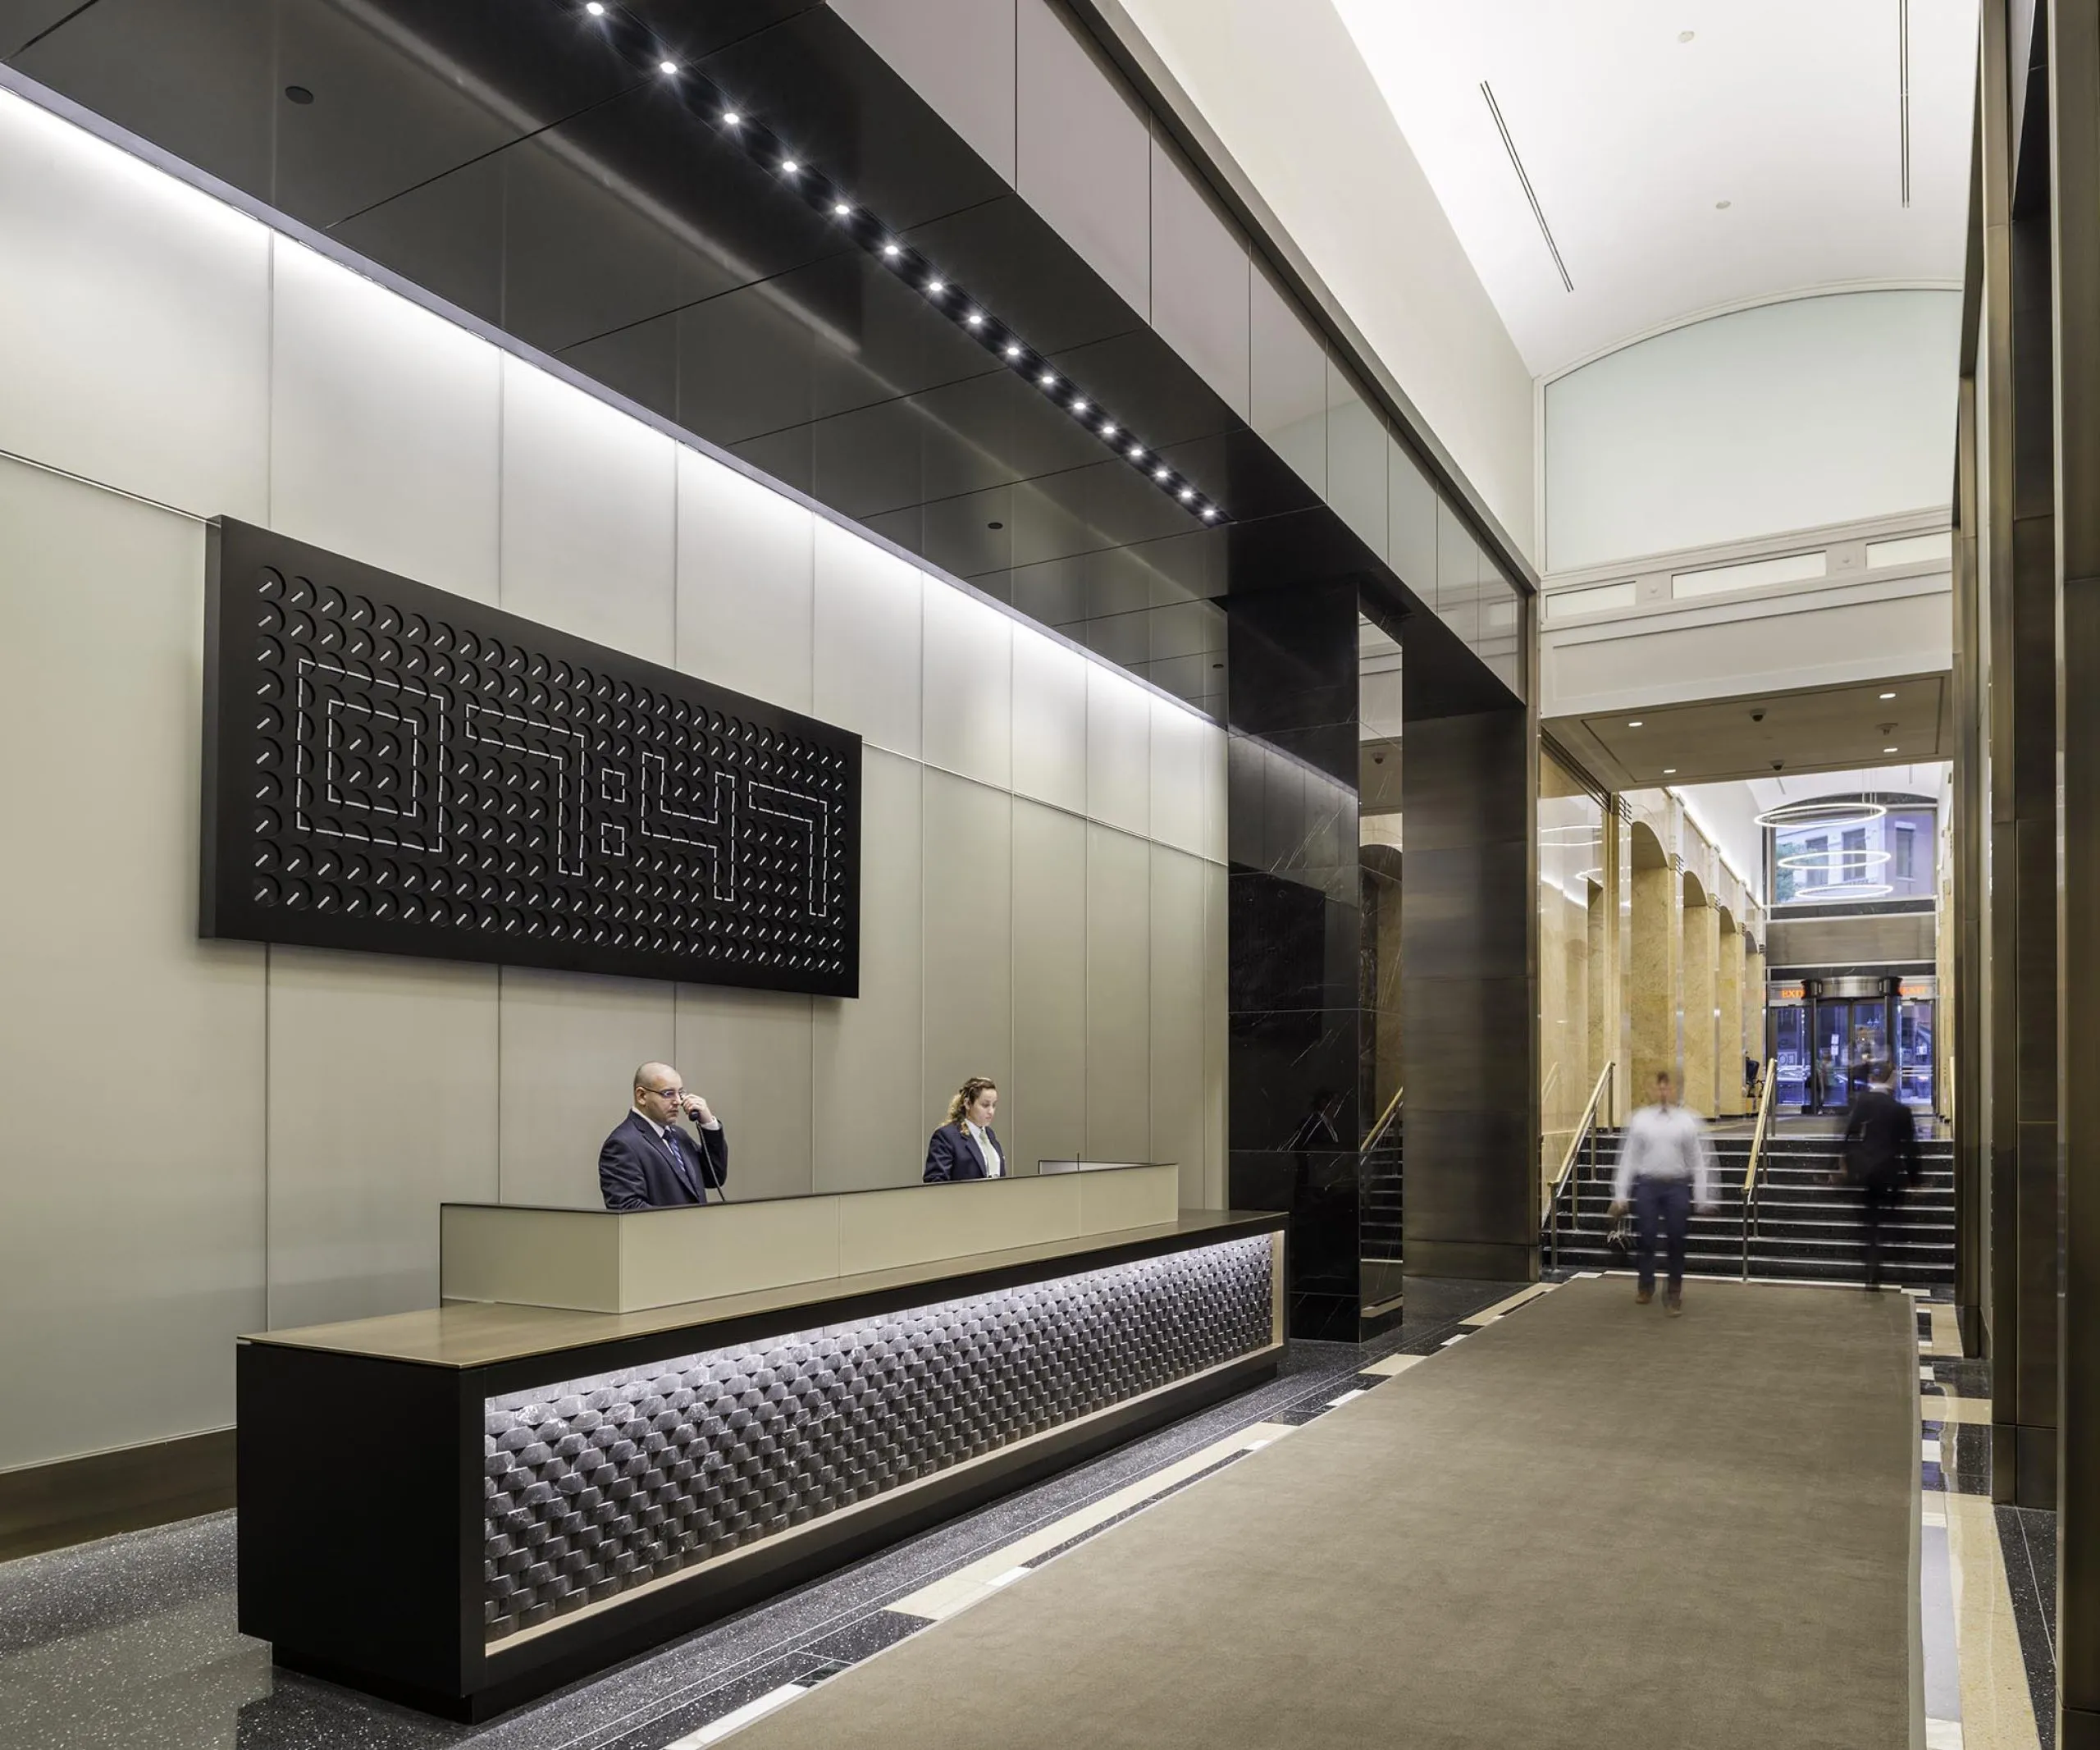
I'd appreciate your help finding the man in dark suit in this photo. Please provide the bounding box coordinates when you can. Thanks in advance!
[1837,1062,1921,1290]
[598,1062,729,1210]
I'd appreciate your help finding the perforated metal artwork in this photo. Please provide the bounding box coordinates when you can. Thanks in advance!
[479,1236,1276,1641]
[201,519,861,995]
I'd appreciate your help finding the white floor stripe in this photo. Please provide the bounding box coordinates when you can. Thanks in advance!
[1326,1389,1367,1408]
[669,1683,809,1747]
[986,1566,1030,1588]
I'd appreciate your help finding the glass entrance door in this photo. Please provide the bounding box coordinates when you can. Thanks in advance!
[1897,998,1935,1109]
[1842,1001,1889,1105]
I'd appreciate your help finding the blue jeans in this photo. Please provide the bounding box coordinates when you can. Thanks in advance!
[1634,1177,1691,1294]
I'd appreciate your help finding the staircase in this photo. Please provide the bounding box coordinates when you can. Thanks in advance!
[1548,1128,1955,1287]
[1360,1127,1403,1266]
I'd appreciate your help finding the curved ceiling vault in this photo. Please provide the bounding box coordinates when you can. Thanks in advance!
[1335,0,1979,377]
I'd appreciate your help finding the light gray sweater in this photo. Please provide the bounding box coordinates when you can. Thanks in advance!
[1610,1103,1717,1206]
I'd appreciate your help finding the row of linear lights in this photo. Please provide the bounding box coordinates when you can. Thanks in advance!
[579,2,1226,525]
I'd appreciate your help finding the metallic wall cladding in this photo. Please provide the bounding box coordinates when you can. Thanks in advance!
[1400,706,1538,1278]
[200,517,862,996]
[477,1234,1275,1640]
[1766,911,1936,971]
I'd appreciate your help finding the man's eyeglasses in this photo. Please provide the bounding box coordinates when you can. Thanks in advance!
[642,1085,686,1101]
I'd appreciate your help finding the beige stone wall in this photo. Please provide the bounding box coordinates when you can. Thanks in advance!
[1539,751,1607,1204]
[1717,915,1747,1116]
[1682,884,1719,1117]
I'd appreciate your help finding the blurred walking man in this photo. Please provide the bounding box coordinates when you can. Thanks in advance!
[1608,1070,1718,1315]
[1836,1062,1921,1291]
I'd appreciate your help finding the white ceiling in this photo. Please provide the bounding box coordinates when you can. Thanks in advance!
[1333,0,1978,376]
[1743,761,1950,812]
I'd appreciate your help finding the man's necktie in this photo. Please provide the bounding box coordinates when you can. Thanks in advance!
[661,1128,698,1199]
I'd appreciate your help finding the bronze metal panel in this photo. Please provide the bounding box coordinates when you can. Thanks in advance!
[0,1428,235,1561]
[2052,0,2100,1725]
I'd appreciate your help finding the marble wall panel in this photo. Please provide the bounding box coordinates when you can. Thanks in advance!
[497,970,677,1209]
[270,239,501,601]
[676,446,815,715]
[674,985,816,1204]
[813,749,926,1190]
[921,770,1015,1149]
[499,356,676,656]
[0,463,267,1469]
[1011,798,1088,1177]
[0,90,269,522]
[1085,823,1152,1160]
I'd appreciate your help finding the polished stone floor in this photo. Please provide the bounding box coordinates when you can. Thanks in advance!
[0,1277,2050,1750]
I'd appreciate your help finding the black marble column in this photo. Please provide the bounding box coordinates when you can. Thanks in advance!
[1398,612,1538,1284]
[1225,580,1363,1341]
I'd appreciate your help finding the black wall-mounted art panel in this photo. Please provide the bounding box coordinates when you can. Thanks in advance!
[201,518,861,997]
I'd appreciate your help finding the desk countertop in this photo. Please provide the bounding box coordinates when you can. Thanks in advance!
[241,1209,1281,1370]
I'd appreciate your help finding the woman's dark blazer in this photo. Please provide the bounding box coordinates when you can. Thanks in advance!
[924,1121,1006,1181]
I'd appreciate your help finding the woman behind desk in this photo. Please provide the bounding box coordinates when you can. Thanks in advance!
[924,1076,1006,1181]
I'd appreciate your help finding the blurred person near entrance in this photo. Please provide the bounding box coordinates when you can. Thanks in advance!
[1835,1063,1921,1291]
[1609,1070,1718,1315]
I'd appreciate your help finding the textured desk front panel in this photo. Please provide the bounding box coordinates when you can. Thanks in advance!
[479,1234,1274,1641]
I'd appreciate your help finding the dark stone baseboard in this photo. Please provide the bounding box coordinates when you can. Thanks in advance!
[0,1428,235,1563]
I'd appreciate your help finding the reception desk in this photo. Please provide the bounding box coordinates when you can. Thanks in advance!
[236,1170,1285,1720]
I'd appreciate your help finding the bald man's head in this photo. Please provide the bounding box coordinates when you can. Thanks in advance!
[631,1062,691,1129]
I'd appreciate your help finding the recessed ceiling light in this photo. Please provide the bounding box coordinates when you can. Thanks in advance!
[586,2,605,13]
[1005,342,1022,359]
[1664,767,1678,774]
[1628,720,1644,728]
[720,110,741,126]
[1202,506,1221,520]
[1101,421,1118,437]
[1879,691,1896,700]
[1179,487,1195,501]
[1039,371,1057,387]
[1071,397,1089,414]
[659,60,679,75]
[1129,445,1144,460]
[779,158,799,174]
[965,310,984,327]
[1883,746,1899,753]
[1155,466,1171,482]
[882,242,901,259]
[926,278,945,295]
[832,202,851,217]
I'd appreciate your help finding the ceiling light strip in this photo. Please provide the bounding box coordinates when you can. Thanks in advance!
[1481,81,1572,295]
[1898,0,1912,209]
[576,2,1227,523]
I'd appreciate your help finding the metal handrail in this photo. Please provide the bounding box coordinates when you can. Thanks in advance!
[1362,1084,1405,1154]
[1739,1065,1779,1280]
[1543,1062,1615,1268]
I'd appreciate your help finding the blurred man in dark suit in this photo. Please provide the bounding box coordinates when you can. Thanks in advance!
[598,1062,728,1210]
[1837,1062,1920,1291]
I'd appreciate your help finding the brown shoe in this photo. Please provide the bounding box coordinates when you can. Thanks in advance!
[1635,1288,1654,1305]
[1665,1291,1683,1317]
